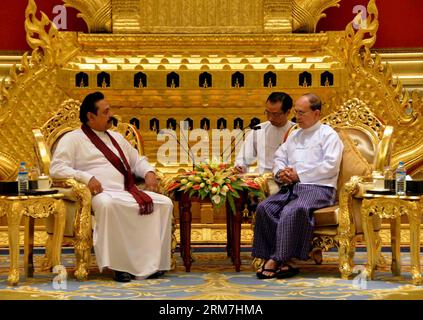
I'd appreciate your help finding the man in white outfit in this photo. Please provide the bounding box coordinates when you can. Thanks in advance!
[235,92,294,174]
[50,92,173,282]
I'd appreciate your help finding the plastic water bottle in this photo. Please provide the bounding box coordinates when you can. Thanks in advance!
[17,162,29,195]
[395,161,406,196]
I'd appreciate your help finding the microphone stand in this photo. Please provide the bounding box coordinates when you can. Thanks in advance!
[220,124,261,166]
[176,121,196,171]
[159,124,195,171]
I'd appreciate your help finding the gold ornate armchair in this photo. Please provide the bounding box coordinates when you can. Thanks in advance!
[33,99,164,280]
[256,98,394,279]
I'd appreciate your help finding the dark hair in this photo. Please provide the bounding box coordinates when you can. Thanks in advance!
[266,92,293,113]
[303,93,322,111]
[79,92,104,124]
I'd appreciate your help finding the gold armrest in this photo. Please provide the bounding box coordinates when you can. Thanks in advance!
[51,178,90,202]
[353,176,374,199]
[338,175,363,238]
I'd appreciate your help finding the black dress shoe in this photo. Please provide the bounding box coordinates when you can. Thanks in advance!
[113,271,132,282]
[146,271,165,279]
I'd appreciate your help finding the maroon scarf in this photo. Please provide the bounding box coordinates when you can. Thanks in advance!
[81,124,153,215]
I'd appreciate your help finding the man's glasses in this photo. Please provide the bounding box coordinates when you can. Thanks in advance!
[293,109,314,117]
[264,110,285,117]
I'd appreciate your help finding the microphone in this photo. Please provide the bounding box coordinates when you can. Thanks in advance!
[176,121,196,170]
[220,124,261,164]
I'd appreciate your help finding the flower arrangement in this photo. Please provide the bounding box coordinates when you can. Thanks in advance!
[165,161,265,214]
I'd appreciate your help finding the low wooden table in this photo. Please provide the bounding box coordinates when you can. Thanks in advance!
[361,194,422,285]
[0,193,66,286]
[177,191,247,272]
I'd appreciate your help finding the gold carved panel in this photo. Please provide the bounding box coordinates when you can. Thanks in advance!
[135,0,264,34]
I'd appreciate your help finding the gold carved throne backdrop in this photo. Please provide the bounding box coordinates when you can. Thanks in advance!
[0,0,422,246]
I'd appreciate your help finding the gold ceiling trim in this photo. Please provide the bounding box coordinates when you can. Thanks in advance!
[76,33,332,52]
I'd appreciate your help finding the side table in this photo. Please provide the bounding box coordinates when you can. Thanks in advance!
[361,194,422,285]
[0,193,66,286]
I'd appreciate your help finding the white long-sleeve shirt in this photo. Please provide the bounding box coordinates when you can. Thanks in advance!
[50,128,155,190]
[273,121,343,189]
[235,121,293,174]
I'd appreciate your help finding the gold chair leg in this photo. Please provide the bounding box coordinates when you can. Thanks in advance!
[24,216,35,278]
[74,238,91,281]
[390,217,401,276]
[338,235,355,280]
[374,230,386,269]
[409,210,422,285]
[42,234,54,271]
[361,203,376,280]
[7,203,24,286]
[51,201,66,269]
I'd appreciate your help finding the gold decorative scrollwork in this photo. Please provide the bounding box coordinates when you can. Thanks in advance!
[322,98,384,144]
[63,0,111,33]
[0,0,79,167]
[39,99,81,149]
[292,0,341,33]
[25,0,60,67]
[365,200,418,220]
[327,0,423,172]
[312,235,338,252]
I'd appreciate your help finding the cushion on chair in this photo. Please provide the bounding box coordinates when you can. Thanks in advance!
[338,128,376,165]
[335,129,373,200]
[313,205,339,227]
[313,226,339,236]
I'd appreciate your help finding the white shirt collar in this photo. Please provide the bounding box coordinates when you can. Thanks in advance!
[302,121,321,133]
[92,128,107,137]
[268,120,293,131]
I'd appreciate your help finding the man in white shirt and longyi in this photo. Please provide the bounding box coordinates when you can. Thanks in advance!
[235,92,294,174]
[253,93,344,280]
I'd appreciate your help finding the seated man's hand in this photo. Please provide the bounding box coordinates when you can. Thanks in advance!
[277,168,299,185]
[144,171,159,193]
[285,167,299,184]
[234,165,247,174]
[88,177,103,196]
[277,168,290,184]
